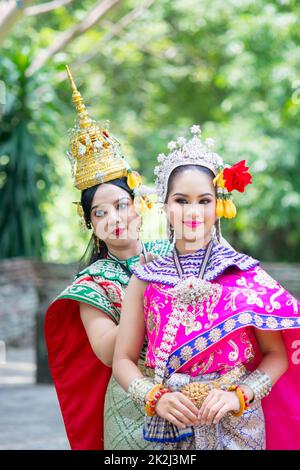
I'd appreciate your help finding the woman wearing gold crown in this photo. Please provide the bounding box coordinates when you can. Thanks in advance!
[44,67,171,450]
[113,125,300,450]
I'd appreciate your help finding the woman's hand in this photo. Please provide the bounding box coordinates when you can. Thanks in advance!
[155,391,200,429]
[198,389,240,425]
[139,252,158,265]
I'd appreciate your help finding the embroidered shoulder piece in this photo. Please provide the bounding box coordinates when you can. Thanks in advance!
[75,238,172,285]
[53,272,119,322]
[76,259,130,285]
[132,242,259,286]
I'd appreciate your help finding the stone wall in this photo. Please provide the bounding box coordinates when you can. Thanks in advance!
[0,258,78,346]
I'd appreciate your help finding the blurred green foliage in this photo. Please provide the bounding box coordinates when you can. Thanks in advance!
[0,0,300,262]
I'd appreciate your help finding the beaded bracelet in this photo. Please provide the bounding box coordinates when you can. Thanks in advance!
[229,385,248,417]
[145,384,170,417]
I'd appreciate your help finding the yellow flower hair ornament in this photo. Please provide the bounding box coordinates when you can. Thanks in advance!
[127,169,142,190]
[127,173,155,215]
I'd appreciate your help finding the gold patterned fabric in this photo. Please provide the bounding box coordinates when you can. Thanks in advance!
[162,367,266,450]
[163,401,265,450]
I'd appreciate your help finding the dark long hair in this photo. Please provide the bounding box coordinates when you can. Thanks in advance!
[79,177,134,268]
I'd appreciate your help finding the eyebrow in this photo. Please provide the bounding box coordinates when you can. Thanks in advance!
[172,192,213,197]
[91,196,130,211]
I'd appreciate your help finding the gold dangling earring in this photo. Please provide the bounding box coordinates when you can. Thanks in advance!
[167,223,175,245]
[172,227,176,245]
[137,218,143,239]
[93,233,101,254]
[211,224,218,244]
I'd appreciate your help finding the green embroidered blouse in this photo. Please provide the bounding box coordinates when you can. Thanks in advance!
[53,239,171,325]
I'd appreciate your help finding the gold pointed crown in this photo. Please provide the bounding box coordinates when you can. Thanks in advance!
[66,65,131,190]
[66,65,154,215]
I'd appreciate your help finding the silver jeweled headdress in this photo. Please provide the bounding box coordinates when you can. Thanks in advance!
[154,125,224,203]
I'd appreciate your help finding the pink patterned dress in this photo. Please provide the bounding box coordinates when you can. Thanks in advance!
[132,242,300,450]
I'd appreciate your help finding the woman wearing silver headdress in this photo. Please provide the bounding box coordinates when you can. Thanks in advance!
[113,125,300,450]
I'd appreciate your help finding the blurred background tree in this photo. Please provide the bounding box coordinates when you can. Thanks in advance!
[0,0,299,263]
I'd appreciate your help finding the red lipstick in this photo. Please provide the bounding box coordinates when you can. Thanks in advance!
[113,227,125,237]
[183,220,203,228]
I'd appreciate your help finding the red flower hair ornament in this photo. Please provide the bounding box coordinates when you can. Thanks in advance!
[213,160,252,219]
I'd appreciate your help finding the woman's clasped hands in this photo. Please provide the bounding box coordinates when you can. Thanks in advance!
[155,388,241,428]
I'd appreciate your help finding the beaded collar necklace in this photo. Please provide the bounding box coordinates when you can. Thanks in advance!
[173,240,214,280]
[154,239,222,383]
